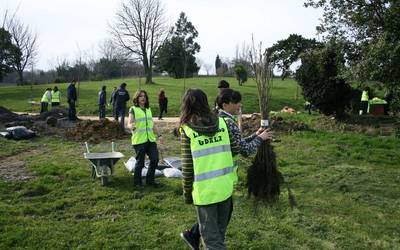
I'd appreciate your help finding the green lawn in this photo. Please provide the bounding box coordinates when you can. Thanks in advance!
[0,76,304,116]
[0,113,399,249]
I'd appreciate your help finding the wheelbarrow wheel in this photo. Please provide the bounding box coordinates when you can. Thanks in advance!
[100,176,108,186]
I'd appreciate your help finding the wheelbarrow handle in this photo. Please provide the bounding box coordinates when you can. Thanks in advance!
[85,142,90,153]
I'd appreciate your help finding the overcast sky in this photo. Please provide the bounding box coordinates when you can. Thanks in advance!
[1,0,322,74]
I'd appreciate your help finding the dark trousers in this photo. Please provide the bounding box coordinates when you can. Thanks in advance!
[189,197,233,245]
[40,102,48,113]
[159,104,167,119]
[195,197,233,250]
[51,102,60,107]
[112,104,117,120]
[99,104,106,119]
[68,100,76,121]
[117,108,126,129]
[360,100,368,115]
[133,141,159,185]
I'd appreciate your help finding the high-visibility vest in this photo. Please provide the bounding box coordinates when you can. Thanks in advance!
[221,116,239,185]
[41,91,51,103]
[130,106,156,145]
[182,117,234,205]
[361,90,369,101]
[51,91,60,103]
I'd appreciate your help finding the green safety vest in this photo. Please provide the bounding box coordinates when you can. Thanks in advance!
[222,116,239,185]
[41,91,51,103]
[182,117,234,205]
[361,90,369,101]
[51,91,60,102]
[130,106,156,145]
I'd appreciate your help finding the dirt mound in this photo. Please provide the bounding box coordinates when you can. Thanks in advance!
[39,108,68,120]
[65,119,127,143]
[0,106,22,123]
[242,113,311,137]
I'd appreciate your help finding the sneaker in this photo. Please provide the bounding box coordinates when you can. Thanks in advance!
[180,230,199,250]
[147,181,162,188]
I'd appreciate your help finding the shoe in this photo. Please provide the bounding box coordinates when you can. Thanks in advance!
[180,230,199,250]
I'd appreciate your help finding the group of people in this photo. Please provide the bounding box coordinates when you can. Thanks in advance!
[125,80,272,249]
[39,86,60,113]
[41,79,272,249]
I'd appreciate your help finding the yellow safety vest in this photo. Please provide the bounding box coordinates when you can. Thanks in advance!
[51,91,60,103]
[182,117,234,205]
[41,91,51,103]
[361,90,369,101]
[130,106,156,145]
[221,116,239,185]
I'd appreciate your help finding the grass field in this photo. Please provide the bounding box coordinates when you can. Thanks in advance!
[0,76,304,116]
[0,112,399,249]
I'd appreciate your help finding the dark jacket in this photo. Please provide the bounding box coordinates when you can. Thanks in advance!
[67,83,77,102]
[110,90,117,104]
[114,87,130,109]
[98,90,106,105]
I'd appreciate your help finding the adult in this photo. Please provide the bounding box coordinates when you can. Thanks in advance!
[98,86,107,119]
[158,88,168,120]
[67,80,77,121]
[180,88,272,249]
[360,87,370,115]
[115,83,130,129]
[51,86,61,107]
[127,90,161,188]
[110,86,117,121]
[40,88,52,113]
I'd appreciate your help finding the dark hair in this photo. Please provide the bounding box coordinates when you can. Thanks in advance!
[102,85,106,91]
[120,82,127,88]
[53,86,58,92]
[180,88,213,126]
[217,80,230,89]
[46,88,52,91]
[133,90,149,108]
[216,88,242,109]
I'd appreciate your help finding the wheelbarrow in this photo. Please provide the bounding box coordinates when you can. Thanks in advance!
[83,142,124,186]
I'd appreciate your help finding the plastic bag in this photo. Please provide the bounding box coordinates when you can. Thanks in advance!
[163,156,182,170]
[5,126,35,140]
[124,157,163,177]
[162,168,182,178]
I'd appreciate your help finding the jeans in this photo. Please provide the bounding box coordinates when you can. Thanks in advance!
[195,197,232,250]
[133,141,159,185]
[68,100,76,121]
[99,104,106,119]
[189,197,233,245]
[159,104,167,119]
[117,107,126,129]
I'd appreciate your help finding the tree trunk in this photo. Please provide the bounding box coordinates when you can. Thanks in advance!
[17,70,24,85]
[143,56,153,84]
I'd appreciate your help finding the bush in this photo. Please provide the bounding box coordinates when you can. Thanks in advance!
[296,40,352,118]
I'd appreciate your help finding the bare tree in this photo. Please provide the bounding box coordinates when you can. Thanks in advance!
[110,0,168,84]
[2,10,38,84]
[98,39,119,61]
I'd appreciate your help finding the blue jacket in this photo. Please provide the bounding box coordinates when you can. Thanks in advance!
[67,83,77,102]
[115,87,130,109]
[98,90,106,105]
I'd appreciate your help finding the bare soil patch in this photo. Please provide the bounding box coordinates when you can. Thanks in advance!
[0,149,41,182]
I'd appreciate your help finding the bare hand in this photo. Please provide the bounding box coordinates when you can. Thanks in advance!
[258,129,273,141]
[255,127,266,135]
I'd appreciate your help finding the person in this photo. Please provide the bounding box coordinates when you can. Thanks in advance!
[67,80,77,121]
[127,90,161,188]
[110,87,117,121]
[40,88,52,113]
[158,88,168,120]
[51,86,61,107]
[114,83,130,129]
[180,88,272,250]
[359,87,370,115]
[215,79,243,131]
[98,86,107,119]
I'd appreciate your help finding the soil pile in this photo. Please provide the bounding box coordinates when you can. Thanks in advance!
[65,119,126,143]
[241,113,311,137]
[0,106,29,123]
